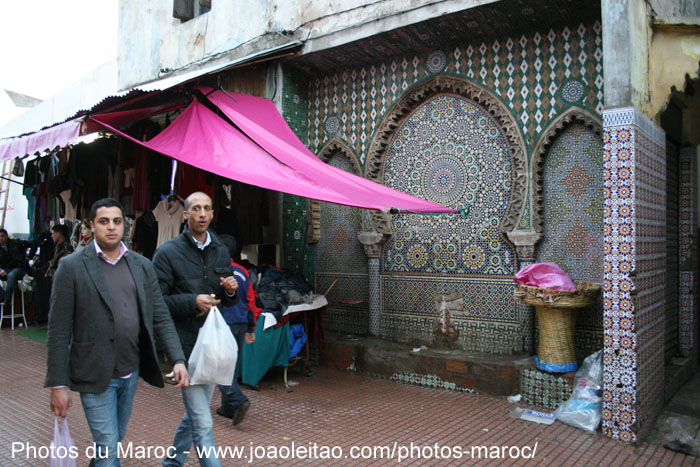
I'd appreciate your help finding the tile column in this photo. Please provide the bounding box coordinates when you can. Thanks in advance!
[359,232,386,336]
[602,107,666,443]
[507,231,542,353]
[679,147,697,358]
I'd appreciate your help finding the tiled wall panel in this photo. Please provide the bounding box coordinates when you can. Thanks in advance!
[602,107,665,443]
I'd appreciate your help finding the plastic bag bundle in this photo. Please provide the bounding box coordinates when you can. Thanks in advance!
[514,262,576,291]
[50,417,77,467]
[553,349,603,433]
[188,306,238,385]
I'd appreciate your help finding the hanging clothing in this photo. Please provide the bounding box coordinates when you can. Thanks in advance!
[132,211,158,259]
[59,190,77,221]
[152,198,184,249]
[212,177,237,237]
[175,163,212,199]
[231,181,263,246]
[131,145,150,212]
[23,187,36,241]
[123,168,135,188]
[149,153,173,210]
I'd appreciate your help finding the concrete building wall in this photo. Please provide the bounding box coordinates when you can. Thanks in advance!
[649,30,700,119]
[603,0,699,119]
[648,0,700,17]
[117,0,498,89]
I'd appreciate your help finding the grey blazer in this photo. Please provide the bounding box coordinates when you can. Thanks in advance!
[44,242,185,393]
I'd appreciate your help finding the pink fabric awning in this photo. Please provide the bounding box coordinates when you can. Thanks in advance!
[0,102,183,162]
[90,101,357,204]
[91,96,455,212]
[0,120,82,161]
[202,88,456,213]
[84,102,185,134]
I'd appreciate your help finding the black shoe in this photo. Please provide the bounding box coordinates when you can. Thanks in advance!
[232,401,250,426]
[216,407,233,419]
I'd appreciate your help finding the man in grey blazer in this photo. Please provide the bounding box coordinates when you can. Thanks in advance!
[45,198,189,466]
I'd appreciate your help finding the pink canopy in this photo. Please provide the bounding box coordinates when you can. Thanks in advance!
[84,102,185,134]
[0,102,185,162]
[202,88,456,213]
[0,120,81,161]
[91,95,455,212]
[91,101,356,204]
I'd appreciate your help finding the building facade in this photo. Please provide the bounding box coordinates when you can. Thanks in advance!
[117,0,700,443]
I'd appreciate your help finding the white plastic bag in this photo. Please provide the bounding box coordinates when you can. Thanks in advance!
[554,349,602,433]
[188,306,238,385]
[50,417,77,467]
[662,416,700,457]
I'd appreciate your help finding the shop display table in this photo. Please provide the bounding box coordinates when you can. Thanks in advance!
[241,294,327,388]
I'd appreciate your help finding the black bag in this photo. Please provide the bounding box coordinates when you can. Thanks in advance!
[12,157,24,177]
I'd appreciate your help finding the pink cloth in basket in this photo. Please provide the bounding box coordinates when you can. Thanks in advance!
[514,262,576,291]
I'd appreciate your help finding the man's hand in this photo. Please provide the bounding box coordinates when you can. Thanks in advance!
[50,387,72,417]
[195,294,220,314]
[220,276,238,295]
[0,269,7,278]
[244,332,255,344]
[172,363,189,388]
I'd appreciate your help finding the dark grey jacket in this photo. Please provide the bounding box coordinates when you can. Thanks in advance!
[152,230,238,359]
[44,243,185,393]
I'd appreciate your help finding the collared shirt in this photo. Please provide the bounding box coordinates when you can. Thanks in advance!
[191,231,211,250]
[94,240,128,265]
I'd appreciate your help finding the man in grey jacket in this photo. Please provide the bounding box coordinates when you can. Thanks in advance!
[45,198,189,466]
[153,191,238,467]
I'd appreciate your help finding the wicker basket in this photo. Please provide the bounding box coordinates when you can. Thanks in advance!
[514,281,601,372]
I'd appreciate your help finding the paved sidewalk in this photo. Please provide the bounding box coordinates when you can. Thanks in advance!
[0,328,697,466]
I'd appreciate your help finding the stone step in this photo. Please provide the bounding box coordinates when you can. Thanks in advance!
[319,331,535,396]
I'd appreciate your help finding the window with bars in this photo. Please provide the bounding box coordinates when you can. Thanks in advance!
[173,0,211,22]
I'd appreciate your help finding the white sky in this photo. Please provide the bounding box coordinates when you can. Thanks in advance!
[0,0,118,100]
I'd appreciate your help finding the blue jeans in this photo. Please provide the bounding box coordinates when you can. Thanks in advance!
[163,384,220,467]
[217,323,248,413]
[80,370,139,467]
[1,268,24,305]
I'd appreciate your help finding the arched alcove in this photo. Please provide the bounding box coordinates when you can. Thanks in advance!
[363,76,528,352]
[365,76,528,237]
[533,108,604,359]
[530,107,603,236]
[313,138,369,335]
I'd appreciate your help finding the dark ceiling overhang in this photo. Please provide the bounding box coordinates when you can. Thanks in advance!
[285,0,602,75]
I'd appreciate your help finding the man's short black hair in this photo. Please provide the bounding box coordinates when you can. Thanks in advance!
[90,198,124,221]
[0,228,7,236]
[52,224,70,239]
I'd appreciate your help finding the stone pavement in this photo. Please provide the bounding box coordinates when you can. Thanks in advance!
[0,328,698,466]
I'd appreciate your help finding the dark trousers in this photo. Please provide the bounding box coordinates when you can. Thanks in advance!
[217,323,248,413]
[0,268,24,306]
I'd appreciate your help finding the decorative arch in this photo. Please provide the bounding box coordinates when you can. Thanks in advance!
[307,138,363,243]
[318,138,363,171]
[365,75,528,235]
[530,107,603,235]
